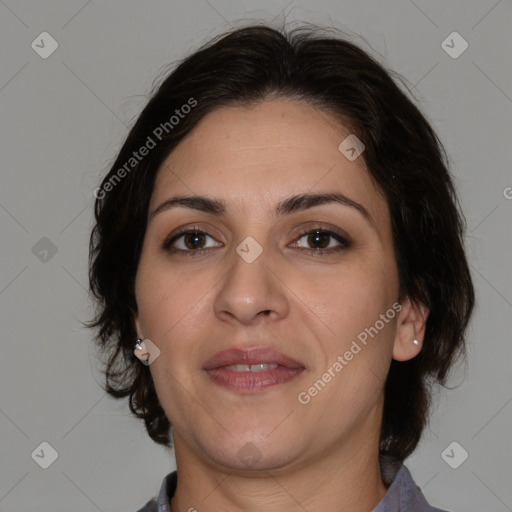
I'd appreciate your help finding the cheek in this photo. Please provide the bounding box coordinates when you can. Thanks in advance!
[328,275,393,333]
[302,251,398,386]
[134,256,208,411]
[134,252,217,376]
[295,250,396,334]
[299,269,397,426]
[135,251,196,329]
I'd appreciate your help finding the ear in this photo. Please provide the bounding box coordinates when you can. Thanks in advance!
[131,308,144,340]
[392,297,429,361]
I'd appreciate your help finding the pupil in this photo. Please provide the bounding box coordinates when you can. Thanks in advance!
[309,231,328,249]
[183,231,330,251]
[185,232,204,250]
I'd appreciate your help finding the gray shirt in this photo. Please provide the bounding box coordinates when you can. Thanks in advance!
[136,454,450,512]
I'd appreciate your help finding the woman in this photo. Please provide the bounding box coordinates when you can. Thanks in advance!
[88,24,474,512]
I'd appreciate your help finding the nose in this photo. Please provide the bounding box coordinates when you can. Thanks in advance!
[213,244,290,326]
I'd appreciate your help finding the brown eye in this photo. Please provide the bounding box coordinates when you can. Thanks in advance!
[181,231,207,250]
[292,228,351,256]
[305,231,330,249]
[163,229,222,255]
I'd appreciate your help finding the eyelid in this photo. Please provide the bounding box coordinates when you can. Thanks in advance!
[162,225,221,251]
[162,222,352,255]
[290,226,351,253]
[292,223,351,243]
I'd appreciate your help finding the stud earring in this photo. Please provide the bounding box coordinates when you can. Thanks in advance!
[134,339,150,365]
[413,339,420,346]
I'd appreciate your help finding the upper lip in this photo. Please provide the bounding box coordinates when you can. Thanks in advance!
[203,347,304,370]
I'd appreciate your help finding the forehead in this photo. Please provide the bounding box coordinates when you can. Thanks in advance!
[151,99,388,223]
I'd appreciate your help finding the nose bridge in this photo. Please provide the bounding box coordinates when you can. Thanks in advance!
[213,232,288,324]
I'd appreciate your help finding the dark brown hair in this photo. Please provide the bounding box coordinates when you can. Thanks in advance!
[88,23,474,461]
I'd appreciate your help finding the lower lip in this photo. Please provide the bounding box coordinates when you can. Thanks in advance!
[204,366,305,392]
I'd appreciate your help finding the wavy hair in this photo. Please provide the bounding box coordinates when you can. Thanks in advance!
[87,23,474,460]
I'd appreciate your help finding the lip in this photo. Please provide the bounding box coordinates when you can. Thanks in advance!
[203,347,305,393]
[203,347,304,370]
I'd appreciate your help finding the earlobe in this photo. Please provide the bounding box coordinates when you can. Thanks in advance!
[134,339,150,365]
[392,297,429,362]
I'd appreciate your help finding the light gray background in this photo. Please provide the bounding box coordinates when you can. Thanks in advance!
[1,1,511,511]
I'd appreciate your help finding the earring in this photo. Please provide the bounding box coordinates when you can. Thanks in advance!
[134,339,150,366]
[413,339,420,345]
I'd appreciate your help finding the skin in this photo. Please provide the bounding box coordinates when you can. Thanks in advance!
[134,98,429,512]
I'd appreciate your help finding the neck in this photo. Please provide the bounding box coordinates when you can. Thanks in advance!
[169,428,388,512]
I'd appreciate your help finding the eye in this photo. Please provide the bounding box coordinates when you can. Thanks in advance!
[163,225,351,257]
[291,228,351,256]
[163,228,222,255]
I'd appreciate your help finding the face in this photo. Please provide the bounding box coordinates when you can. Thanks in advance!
[134,98,421,474]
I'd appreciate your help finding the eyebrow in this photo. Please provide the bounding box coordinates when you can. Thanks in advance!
[149,192,374,228]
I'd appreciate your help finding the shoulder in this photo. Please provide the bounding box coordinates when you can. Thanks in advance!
[377,454,452,512]
[135,470,177,512]
[394,463,452,512]
[135,497,158,512]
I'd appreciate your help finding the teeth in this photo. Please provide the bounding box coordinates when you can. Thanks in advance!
[226,364,251,371]
[225,363,279,372]
[250,363,278,372]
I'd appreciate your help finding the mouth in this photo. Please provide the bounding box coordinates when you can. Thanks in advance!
[203,346,305,392]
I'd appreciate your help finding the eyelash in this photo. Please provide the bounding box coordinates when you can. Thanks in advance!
[162,225,351,257]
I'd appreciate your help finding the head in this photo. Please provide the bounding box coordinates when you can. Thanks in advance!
[88,24,474,467]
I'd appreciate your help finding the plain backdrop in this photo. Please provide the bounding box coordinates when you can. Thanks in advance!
[1,1,511,511]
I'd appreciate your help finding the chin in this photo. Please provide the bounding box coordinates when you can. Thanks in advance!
[200,428,305,473]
